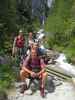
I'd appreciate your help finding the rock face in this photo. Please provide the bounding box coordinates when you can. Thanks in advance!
[0,90,8,100]
[46,50,59,64]
[0,55,11,64]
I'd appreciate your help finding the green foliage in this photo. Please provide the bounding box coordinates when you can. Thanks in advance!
[45,0,74,33]
[45,0,75,63]
[0,0,33,51]
[0,0,17,51]
[1,0,75,90]
[0,64,16,89]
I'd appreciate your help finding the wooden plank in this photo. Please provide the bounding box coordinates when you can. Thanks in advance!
[46,68,72,82]
[46,67,71,78]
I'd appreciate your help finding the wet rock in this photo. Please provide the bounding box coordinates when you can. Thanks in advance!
[46,50,59,59]
[0,55,11,64]
[71,57,75,64]
[46,50,59,64]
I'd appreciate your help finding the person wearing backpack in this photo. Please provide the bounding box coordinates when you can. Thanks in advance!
[20,49,47,97]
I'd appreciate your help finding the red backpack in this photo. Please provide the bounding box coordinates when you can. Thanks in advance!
[16,35,25,48]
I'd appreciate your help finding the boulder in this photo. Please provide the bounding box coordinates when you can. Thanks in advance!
[0,55,11,64]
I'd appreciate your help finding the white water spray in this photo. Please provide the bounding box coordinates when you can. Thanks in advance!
[47,0,53,8]
[55,53,75,77]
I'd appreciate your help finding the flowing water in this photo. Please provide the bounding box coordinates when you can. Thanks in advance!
[55,53,75,77]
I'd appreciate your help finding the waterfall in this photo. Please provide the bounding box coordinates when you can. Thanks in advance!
[55,53,75,77]
[47,0,53,8]
[32,0,54,27]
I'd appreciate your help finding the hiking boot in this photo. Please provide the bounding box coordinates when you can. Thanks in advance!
[20,84,27,94]
[40,87,45,98]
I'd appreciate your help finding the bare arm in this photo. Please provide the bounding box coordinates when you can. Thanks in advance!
[22,56,33,74]
[37,59,46,75]
[22,67,32,74]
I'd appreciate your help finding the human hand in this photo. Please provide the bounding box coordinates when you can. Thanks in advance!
[36,72,40,77]
[31,72,36,78]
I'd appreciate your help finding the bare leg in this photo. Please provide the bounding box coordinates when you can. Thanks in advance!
[40,72,47,97]
[41,72,47,88]
[20,69,29,93]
